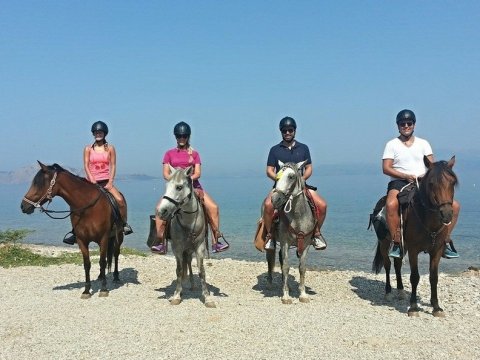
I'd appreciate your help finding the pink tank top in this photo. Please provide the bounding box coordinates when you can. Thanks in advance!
[89,149,110,181]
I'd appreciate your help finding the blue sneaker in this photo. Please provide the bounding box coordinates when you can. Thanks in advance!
[388,244,402,258]
[443,244,459,259]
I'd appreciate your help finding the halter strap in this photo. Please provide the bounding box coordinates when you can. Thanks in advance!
[22,172,58,208]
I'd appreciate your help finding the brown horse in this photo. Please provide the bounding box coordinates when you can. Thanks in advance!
[20,161,124,299]
[372,156,458,317]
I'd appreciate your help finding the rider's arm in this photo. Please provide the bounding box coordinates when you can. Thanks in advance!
[163,163,171,181]
[266,165,276,181]
[83,147,96,183]
[382,159,417,182]
[191,164,201,181]
[107,145,117,189]
[303,164,312,181]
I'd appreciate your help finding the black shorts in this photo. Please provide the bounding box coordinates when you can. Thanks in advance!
[387,179,410,193]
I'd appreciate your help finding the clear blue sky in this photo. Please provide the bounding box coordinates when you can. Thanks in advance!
[1,1,479,177]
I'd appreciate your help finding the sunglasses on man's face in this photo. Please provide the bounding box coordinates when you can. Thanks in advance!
[398,121,414,128]
[175,134,189,139]
[281,128,295,134]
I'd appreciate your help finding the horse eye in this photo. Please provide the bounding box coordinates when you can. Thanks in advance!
[176,185,183,191]
[288,174,295,180]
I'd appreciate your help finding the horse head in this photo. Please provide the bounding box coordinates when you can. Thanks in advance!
[271,160,306,210]
[156,165,194,220]
[21,161,61,214]
[421,155,457,225]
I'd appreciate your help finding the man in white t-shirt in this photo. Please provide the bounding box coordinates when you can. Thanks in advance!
[382,109,459,258]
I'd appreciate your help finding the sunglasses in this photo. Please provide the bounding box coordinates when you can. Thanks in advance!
[398,121,414,127]
[175,134,189,139]
[281,128,295,134]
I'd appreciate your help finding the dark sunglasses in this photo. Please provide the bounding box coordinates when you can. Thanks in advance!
[281,128,295,134]
[175,134,189,139]
[398,121,414,127]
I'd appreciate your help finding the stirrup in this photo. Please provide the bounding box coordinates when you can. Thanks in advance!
[123,223,133,235]
[63,231,76,245]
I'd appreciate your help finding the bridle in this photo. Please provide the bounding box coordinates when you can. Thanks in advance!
[22,172,58,210]
[23,170,102,219]
[273,164,305,213]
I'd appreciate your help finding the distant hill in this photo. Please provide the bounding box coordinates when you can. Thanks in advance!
[0,164,158,184]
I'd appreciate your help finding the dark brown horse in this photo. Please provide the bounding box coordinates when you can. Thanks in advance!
[20,162,124,298]
[372,156,458,317]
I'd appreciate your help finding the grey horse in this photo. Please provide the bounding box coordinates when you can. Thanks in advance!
[156,165,215,308]
[266,160,317,304]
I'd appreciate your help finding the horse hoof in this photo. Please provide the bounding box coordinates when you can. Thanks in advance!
[170,298,182,305]
[384,293,392,302]
[299,297,310,303]
[281,298,293,305]
[407,310,419,317]
[433,310,445,318]
[80,293,92,299]
[205,301,216,308]
[99,291,109,298]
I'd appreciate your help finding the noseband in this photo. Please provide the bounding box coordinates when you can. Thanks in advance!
[273,165,304,211]
[22,172,58,209]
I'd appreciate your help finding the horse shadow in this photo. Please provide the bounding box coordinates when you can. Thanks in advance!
[252,272,317,298]
[53,267,140,294]
[349,275,431,314]
[155,274,228,302]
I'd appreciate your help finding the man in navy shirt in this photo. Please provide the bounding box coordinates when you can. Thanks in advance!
[263,116,327,250]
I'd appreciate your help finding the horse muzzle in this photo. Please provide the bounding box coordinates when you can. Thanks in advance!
[20,200,35,214]
[271,191,287,210]
[439,204,453,225]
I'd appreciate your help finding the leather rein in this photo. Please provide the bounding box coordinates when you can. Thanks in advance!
[22,171,103,220]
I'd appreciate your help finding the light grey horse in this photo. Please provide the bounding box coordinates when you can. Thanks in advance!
[266,160,317,304]
[156,165,215,308]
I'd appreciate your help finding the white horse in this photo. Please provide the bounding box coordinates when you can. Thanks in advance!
[267,160,317,304]
[156,165,215,308]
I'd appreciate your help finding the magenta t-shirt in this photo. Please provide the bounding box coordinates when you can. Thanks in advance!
[163,148,202,189]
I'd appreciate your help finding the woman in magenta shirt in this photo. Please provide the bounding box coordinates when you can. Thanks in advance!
[151,121,229,254]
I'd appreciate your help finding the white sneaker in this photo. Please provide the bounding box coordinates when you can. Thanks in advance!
[313,235,327,250]
[264,239,275,250]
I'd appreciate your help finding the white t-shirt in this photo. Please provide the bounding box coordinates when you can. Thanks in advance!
[382,136,433,180]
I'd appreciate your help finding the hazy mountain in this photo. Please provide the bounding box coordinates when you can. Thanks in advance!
[0,164,158,184]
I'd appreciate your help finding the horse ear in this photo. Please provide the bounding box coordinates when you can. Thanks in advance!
[278,160,285,168]
[423,156,433,169]
[447,156,455,168]
[184,166,193,176]
[297,160,307,170]
[168,164,176,174]
[37,161,48,171]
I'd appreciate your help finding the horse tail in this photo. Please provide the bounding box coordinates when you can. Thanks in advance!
[107,227,117,273]
[372,241,383,274]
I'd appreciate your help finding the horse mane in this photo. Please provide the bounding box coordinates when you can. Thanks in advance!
[424,160,459,187]
[35,163,91,186]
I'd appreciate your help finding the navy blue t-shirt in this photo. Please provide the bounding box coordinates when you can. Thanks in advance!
[267,141,312,172]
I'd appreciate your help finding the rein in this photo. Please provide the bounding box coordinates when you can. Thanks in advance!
[23,171,104,220]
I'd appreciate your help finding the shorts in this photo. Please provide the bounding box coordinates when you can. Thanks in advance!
[387,179,410,193]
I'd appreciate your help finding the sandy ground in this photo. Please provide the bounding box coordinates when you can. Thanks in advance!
[1,244,479,360]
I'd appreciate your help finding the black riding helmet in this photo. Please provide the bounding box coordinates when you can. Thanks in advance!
[173,121,191,136]
[91,121,109,135]
[396,109,416,124]
[279,116,297,130]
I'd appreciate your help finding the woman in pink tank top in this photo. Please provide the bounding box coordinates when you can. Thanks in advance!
[62,121,132,245]
[151,121,229,255]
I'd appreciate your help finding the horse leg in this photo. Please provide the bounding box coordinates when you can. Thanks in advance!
[408,252,420,317]
[98,236,109,297]
[298,247,310,303]
[393,257,406,300]
[381,241,393,301]
[266,248,276,289]
[280,242,292,304]
[78,241,92,299]
[430,253,445,317]
[113,234,123,283]
[187,253,194,291]
[170,255,184,305]
[196,247,215,308]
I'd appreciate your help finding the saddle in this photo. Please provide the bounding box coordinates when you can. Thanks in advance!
[97,186,124,229]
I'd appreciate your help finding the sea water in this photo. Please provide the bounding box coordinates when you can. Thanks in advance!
[3,169,479,274]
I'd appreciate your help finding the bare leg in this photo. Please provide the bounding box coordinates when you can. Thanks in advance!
[385,189,401,243]
[446,200,460,242]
